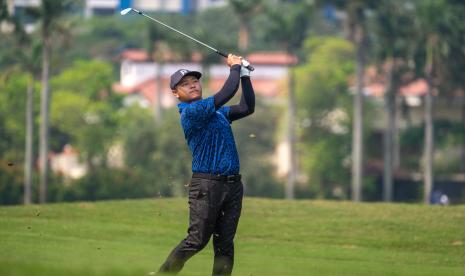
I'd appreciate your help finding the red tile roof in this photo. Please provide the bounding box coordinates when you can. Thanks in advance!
[121,49,149,62]
[114,76,286,100]
[247,51,298,65]
[121,49,299,66]
[115,50,299,103]
[355,65,430,97]
[399,79,428,97]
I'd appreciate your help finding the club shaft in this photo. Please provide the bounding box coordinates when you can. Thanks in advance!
[130,9,253,71]
[135,9,219,54]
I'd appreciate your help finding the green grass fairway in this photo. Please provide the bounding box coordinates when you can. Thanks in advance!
[1,198,465,276]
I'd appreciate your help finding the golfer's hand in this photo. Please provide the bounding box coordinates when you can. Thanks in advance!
[240,59,251,77]
[227,54,242,67]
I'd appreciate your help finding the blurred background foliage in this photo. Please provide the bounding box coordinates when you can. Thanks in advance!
[1,0,465,205]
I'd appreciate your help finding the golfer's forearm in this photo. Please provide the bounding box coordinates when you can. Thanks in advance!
[214,65,241,108]
[229,76,255,121]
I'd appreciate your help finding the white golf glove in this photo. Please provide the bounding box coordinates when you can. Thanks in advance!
[240,59,251,77]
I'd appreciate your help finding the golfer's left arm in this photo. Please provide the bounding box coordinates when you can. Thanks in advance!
[229,72,255,121]
[214,54,243,109]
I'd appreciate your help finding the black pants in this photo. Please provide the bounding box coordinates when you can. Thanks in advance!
[158,175,243,276]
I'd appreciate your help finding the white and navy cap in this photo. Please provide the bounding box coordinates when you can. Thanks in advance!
[170,69,202,90]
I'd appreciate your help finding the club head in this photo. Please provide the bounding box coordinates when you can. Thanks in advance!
[120,8,132,15]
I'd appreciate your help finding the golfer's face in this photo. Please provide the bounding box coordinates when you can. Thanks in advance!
[173,76,202,102]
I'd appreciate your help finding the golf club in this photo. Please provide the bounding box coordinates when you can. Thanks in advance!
[120,8,254,71]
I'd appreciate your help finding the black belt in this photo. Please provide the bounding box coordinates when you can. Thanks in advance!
[192,173,241,183]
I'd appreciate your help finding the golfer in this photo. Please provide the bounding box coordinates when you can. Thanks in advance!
[157,54,255,275]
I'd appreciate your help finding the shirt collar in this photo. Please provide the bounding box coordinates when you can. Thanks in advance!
[177,98,202,113]
[177,102,188,111]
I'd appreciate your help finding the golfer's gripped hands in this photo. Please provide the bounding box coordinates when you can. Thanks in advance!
[227,54,242,67]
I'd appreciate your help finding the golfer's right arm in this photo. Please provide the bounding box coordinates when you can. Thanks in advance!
[214,54,242,108]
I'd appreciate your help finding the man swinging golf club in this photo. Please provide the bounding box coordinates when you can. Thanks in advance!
[157,54,255,275]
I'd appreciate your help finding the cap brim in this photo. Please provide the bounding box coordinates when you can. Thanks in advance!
[171,70,203,90]
[183,71,202,80]
[173,71,202,89]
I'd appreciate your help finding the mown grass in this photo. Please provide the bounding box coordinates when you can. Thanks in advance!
[1,198,465,275]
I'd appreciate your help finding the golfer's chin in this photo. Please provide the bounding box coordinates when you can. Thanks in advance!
[190,93,202,101]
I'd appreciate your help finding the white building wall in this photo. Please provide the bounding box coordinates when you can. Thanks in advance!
[120,60,157,87]
[85,0,119,17]
[12,0,40,7]
[196,0,227,10]
[86,0,119,8]
[133,0,183,13]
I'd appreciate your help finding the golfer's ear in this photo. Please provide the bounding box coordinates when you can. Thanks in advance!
[172,90,179,98]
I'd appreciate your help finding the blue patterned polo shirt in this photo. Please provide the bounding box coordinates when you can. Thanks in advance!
[178,96,240,175]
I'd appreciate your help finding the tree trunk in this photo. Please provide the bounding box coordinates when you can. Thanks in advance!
[24,76,34,205]
[238,21,249,51]
[351,24,365,202]
[383,60,395,202]
[461,96,465,172]
[285,66,297,200]
[39,37,51,204]
[393,117,400,169]
[154,62,163,125]
[423,77,434,204]
[423,38,435,204]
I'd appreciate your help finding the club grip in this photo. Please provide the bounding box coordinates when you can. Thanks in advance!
[217,51,255,71]
[242,59,255,72]
[217,50,228,58]
[245,64,255,71]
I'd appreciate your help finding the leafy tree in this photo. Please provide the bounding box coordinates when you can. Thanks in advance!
[62,168,169,202]
[295,37,355,199]
[119,106,191,197]
[51,60,113,100]
[50,60,118,171]
[119,106,158,169]
[233,97,284,198]
[150,109,193,196]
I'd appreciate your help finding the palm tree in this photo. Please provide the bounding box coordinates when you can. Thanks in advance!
[264,0,314,199]
[24,75,34,204]
[228,0,263,51]
[412,0,465,203]
[331,0,380,202]
[373,0,415,202]
[38,0,71,204]
[22,41,41,205]
[439,2,465,172]
[413,0,447,204]
[1,0,41,205]
[343,1,369,202]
